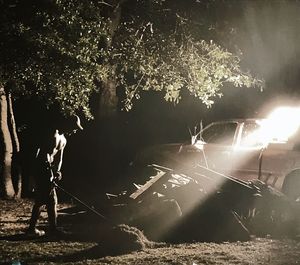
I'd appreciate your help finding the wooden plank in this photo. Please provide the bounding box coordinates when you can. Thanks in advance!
[129,166,170,200]
[192,166,253,190]
[129,163,254,201]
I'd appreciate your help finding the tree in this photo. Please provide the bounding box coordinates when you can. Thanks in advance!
[0,0,111,197]
[1,0,111,118]
[109,0,263,111]
[0,86,14,198]
[0,0,263,198]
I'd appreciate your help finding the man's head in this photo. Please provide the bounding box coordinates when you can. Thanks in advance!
[57,115,84,136]
[72,115,84,133]
[71,115,83,134]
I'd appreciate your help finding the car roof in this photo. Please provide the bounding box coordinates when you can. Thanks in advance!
[208,118,265,124]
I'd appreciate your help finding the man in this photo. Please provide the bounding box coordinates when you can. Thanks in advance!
[26,115,83,236]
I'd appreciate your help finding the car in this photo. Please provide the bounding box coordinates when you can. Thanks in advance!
[194,119,300,189]
[133,117,300,200]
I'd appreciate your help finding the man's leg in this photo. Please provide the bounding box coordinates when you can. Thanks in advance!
[27,201,45,236]
[28,203,42,229]
[47,188,58,232]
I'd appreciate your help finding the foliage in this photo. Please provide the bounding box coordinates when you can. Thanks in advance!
[0,0,264,117]
[111,0,264,111]
[0,0,110,119]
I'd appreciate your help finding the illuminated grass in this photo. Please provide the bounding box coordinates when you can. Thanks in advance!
[1,200,300,265]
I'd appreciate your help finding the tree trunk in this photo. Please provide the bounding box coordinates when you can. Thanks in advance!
[99,78,118,118]
[0,85,15,198]
[98,1,123,118]
[7,91,22,198]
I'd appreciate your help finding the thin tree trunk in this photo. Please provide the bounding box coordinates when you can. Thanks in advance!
[99,78,118,118]
[0,86,15,198]
[98,1,122,118]
[7,91,22,198]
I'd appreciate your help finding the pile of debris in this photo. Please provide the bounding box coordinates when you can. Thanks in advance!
[106,163,300,243]
[58,159,300,247]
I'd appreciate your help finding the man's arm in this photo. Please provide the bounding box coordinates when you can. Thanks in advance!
[48,132,67,180]
[52,148,64,181]
[53,147,64,172]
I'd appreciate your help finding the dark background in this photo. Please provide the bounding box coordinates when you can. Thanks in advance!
[14,1,300,202]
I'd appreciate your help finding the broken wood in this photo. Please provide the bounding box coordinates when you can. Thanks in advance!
[129,165,171,200]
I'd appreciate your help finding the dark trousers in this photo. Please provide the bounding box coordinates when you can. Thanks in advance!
[29,187,58,230]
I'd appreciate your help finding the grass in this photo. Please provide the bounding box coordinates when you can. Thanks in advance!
[1,199,300,264]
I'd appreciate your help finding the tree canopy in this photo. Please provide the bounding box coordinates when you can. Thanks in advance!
[1,0,111,119]
[0,0,264,119]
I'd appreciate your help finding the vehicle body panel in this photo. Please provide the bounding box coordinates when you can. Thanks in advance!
[193,119,300,191]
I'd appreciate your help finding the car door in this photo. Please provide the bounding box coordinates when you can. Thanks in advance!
[198,121,239,173]
[230,120,265,182]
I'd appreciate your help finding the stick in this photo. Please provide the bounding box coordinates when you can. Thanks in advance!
[53,181,113,225]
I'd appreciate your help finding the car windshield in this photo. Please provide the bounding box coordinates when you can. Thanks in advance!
[240,122,264,147]
[201,122,237,145]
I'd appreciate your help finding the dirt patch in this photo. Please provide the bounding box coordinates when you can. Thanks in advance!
[1,199,300,264]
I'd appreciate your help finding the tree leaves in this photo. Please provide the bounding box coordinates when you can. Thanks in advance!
[111,2,264,110]
[1,0,264,118]
[1,0,109,119]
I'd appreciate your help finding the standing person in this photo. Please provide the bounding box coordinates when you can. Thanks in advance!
[26,115,83,236]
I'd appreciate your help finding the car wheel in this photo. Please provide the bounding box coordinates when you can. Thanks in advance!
[282,168,300,201]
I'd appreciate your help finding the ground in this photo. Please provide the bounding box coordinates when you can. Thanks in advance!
[1,199,300,264]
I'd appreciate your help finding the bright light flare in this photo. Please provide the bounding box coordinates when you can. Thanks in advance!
[259,107,300,144]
